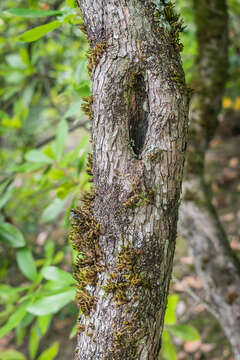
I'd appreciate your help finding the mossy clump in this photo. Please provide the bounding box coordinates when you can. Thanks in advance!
[70,155,104,317]
[87,41,108,74]
[153,1,185,53]
[103,244,149,358]
[147,150,163,161]
[123,189,154,208]
[171,69,186,93]
[103,244,145,305]
[81,95,93,120]
[164,1,185,52]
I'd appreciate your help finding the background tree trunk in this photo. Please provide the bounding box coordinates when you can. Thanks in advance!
[72,1,189,359]
[178,0,240,358]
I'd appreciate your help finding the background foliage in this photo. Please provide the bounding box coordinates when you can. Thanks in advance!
[0,0,240,359]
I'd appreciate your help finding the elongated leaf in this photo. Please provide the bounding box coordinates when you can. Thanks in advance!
[42,266,75,285]
[0,222,25,247]
[27,289,75,316]
[161,330,177,360]
[25,150,53,164]
[74,84,91,97]
[65,0,77,8]
[9,162,48,173]
[0,183,14,209]
[16,324,26,346]
[0,284,28,296]
[37,314,52,335]
[164,294,179,325]
[17,21,62,43]
[29,324,39,360]
[16,247,37,282]
[63,100,82,119]
[41,198,66,223]
[37,342,59,360]
[0,301,30,338]
[168,324,200,341]
[55,119,68,161]
[4,8,63,18]
[0,350,27,360]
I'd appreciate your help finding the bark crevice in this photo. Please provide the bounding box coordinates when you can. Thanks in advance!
[127,72,149,157]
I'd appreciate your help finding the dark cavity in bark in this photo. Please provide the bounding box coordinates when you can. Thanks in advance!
[128,73,149,157]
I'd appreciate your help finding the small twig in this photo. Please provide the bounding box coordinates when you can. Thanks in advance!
[36,119,89,148]
[172,276,216,317]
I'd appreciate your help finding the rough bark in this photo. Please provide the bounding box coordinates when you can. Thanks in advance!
[72,1,189,359]
[178,0,240,358]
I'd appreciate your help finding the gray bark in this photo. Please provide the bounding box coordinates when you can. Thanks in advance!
[72,1,189,359]
[178,0,240,358]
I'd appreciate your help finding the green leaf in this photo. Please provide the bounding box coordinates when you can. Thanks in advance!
[37,342,59,360]
[0,222,25,248]
[4,8,63,18]
[21,313,34,327]
[164,294,179,325]
[0,284,28,297]
[63,100,82,119]
[17,21,62,43]
[74,84,91,97]
[25,150,53,164]
[16,247,37,282]
[27,289,75,316]
[29,324,39,360]
[0,183,14,209]
[37,314,52,335]
[161,330,177,360]
[55,119,68,161]
[52,251,64,264]
[42,266,75,285]
[0,350,27,360]
[168,324,200,342]
[0,300,30,338]
[44,241,55,260]
[9,162,48,173]
[65,0,77,8]
[16,324,26,347]
[41,198,66,223]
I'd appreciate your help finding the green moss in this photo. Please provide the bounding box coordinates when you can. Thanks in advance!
[171,69,186,93]
[103,244,145,305]
[81,95,93,120]
[70,155,104,318]
[147,150,163,161]
[102,243,148,358]
[123,189,154,208]
[153,1,185,53]
[87,41,108,75]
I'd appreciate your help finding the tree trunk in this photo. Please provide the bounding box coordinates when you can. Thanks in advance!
[72,1,189,359]
[178,0,240,358]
